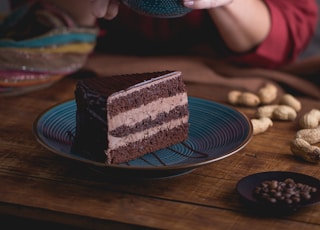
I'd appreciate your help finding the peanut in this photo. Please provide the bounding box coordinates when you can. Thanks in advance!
[291,138,320,163]
[296,126,320,144]
[258,83,278,104]
[255,105,297,121]
[272,105,297,121]
[279,94,301,112]
[299,109,320,129]
[228,90,260,107]
[251,117,273,135]
[255,105,278,118]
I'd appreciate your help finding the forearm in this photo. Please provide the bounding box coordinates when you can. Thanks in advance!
[208,0,271,53]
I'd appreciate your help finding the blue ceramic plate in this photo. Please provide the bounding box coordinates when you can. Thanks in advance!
[33,97,252,179]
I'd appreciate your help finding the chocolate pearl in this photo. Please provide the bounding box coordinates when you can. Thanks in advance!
[285,178,295,184]
[270,180,278,189]
[268,197,277,203]
[286,187,295,195]
[300,185,309,191]
[284,193,292,199]
[285,199,293,205]
[279,182,286,187]
[294,193,300,198]
[254,187,262,194]
[254,177,317,205]
[286,182,295,189]
[274,192,282,198]
[301,192,311,200]
[277,186,284,192]
[292,196,301,203]
[269,189,277,194]
[262,193,270,199]
[297,183,303,187]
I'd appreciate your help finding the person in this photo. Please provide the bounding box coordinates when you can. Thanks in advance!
[37,0,318,69]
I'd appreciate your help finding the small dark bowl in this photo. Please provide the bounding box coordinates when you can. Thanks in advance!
[121,0,192,18]
[236,171,320,215]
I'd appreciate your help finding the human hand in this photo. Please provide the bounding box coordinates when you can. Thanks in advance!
[183,0,233,9]
[90,0,120,20]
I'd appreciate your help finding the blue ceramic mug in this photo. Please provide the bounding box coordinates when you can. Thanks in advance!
[121,0,192,18]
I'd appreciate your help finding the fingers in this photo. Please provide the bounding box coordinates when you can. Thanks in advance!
[104,0,120,20]
[90,0,120,20]
[90,0,108,17]
[183,0,233,9]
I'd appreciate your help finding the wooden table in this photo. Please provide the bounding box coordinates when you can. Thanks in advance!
[1,55,320,229]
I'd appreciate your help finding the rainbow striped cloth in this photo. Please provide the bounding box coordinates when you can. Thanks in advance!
[0,2,98,96]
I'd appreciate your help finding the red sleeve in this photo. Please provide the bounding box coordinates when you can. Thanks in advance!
[229,0,318,69]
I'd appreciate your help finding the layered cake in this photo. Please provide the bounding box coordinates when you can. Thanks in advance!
[74,70,189,164]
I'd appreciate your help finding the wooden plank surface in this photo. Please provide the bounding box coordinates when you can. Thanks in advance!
[1,55,320,229]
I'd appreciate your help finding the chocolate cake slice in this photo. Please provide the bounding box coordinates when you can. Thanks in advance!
[74,70,189,164]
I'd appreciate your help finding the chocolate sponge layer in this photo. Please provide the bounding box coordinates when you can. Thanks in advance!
[107,123,189,164]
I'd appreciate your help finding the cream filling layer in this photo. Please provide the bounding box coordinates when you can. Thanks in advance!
[107,115,189,151]
[107,92,188,130]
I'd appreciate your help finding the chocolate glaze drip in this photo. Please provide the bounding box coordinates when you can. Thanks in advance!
[126,153,166,166]
[168,142,209,158]
[125,141,210,166]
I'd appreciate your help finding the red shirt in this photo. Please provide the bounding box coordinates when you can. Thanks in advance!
[234,0,318,68]
[97,0,318,69]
